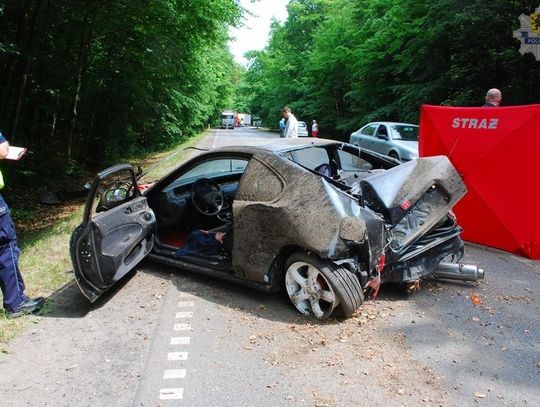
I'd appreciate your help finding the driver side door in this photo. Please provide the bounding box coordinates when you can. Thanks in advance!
[70,164,156,302]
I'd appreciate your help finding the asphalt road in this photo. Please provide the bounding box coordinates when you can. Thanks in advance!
[0,127,538,406]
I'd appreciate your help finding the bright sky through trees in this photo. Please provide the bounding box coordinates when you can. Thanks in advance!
[229,0,289,66]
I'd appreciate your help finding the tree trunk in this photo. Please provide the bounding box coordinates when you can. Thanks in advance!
[9,0,42,141]
[86,46,114,150]
[0,0,32,121]
[50,96,58,142]
[10,58,30,141]
[67,23,90,158]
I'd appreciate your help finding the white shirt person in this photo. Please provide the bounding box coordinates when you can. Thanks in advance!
[281,106,298,138]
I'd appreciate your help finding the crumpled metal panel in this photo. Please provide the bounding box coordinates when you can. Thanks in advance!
[359,155,466,225]
[232,152,384,283]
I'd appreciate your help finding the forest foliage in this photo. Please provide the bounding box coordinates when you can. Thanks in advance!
[245,0,540,137]
[0,0,243,185]
[1,0,540,187]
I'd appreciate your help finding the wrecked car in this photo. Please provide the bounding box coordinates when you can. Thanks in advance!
[70,138,483,320]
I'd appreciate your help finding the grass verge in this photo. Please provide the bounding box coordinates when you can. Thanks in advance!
[0,205,82,345]
[0,131,209,347]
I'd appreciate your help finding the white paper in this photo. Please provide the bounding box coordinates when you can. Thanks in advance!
[5,146,27,160]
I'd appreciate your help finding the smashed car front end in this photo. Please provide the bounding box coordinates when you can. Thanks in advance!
[357,155,481,286]
[269,142,482,302]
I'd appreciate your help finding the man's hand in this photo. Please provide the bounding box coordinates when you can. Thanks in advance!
[214,232,225,243]
[0,141,9,159]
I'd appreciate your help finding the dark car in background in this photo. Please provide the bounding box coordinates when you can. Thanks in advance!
[350,122,419,161]
[70,139,483,320]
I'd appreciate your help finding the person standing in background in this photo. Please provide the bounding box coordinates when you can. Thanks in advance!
[281,106,298,138]
[311,120,318,138]
[279,117,286,138]
[483,88,502,107]
[0,130,45,318]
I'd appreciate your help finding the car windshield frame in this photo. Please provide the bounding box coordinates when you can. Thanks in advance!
[281,145,374,175]
[162,156,250,193]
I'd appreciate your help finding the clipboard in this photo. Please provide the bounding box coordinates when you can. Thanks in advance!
[5,146,27,160]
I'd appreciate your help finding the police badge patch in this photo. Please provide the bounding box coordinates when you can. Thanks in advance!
[513,6,540,60]
[532,10,540,34]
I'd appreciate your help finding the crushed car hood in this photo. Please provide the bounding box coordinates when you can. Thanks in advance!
[359,155,467,250]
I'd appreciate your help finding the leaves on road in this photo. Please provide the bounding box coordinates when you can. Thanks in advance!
[470,293,482,306]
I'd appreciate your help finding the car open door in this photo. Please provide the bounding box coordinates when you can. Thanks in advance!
[70,164,156,302]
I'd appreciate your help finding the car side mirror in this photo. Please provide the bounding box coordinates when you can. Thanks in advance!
[104,187,128,203]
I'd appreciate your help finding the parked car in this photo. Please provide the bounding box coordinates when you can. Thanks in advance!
[70,139,483,320]
[298,121,309,137]
[350,122,419,161]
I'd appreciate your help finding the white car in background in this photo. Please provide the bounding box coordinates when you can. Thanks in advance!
[298,121,309,137]
[349,122,419,161]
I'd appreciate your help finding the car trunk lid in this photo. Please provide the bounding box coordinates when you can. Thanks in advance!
[359,155,466,251]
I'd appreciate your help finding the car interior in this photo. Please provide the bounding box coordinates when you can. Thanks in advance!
[375,125,388,138]
[146,157,249,263]
[282,144,387,187]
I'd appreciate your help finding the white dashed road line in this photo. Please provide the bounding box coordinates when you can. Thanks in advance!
[170,336,190,345]
[167,351,188,361]
[158,292,195,401]
[173,323,192,331]
[159,388,184,400]
[163,369,187,379]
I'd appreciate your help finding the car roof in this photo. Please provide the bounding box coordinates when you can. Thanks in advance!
[364,121,418,127]
[206,138,337,155]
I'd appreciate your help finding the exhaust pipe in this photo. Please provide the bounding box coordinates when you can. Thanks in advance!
[432,262,485,281]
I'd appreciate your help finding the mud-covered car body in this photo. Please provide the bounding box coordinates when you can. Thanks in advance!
[70,138,472,319]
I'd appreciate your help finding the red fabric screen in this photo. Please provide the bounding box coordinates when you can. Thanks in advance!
[419,104,540,259]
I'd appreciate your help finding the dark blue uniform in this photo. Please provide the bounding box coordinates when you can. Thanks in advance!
[0,131,28,313]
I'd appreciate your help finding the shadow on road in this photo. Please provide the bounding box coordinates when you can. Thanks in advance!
[140,259,418,326]
[38,257,432,323]
[36,269,138,319]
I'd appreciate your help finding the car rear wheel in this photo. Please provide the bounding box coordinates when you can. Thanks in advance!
[388,151,399,160]
[284,252,364,320]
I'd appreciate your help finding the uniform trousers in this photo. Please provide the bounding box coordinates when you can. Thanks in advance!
[0,212,26,312]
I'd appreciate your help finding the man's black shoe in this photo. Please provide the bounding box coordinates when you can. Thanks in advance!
[7,297,45,319]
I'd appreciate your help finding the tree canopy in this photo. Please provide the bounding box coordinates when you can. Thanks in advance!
[1,0,539,187]
[246,0,540,137]
[0,0,243,182]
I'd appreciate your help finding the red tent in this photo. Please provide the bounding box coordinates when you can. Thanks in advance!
[419,104,540,260]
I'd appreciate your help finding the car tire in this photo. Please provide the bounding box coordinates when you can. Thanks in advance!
[388,151,399,160]
[284,252,364,320]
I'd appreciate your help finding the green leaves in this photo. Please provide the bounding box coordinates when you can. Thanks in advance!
[246,0,540,137]
[0,0,243,176]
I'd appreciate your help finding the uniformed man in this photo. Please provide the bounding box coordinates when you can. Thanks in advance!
[0,130,44,318]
